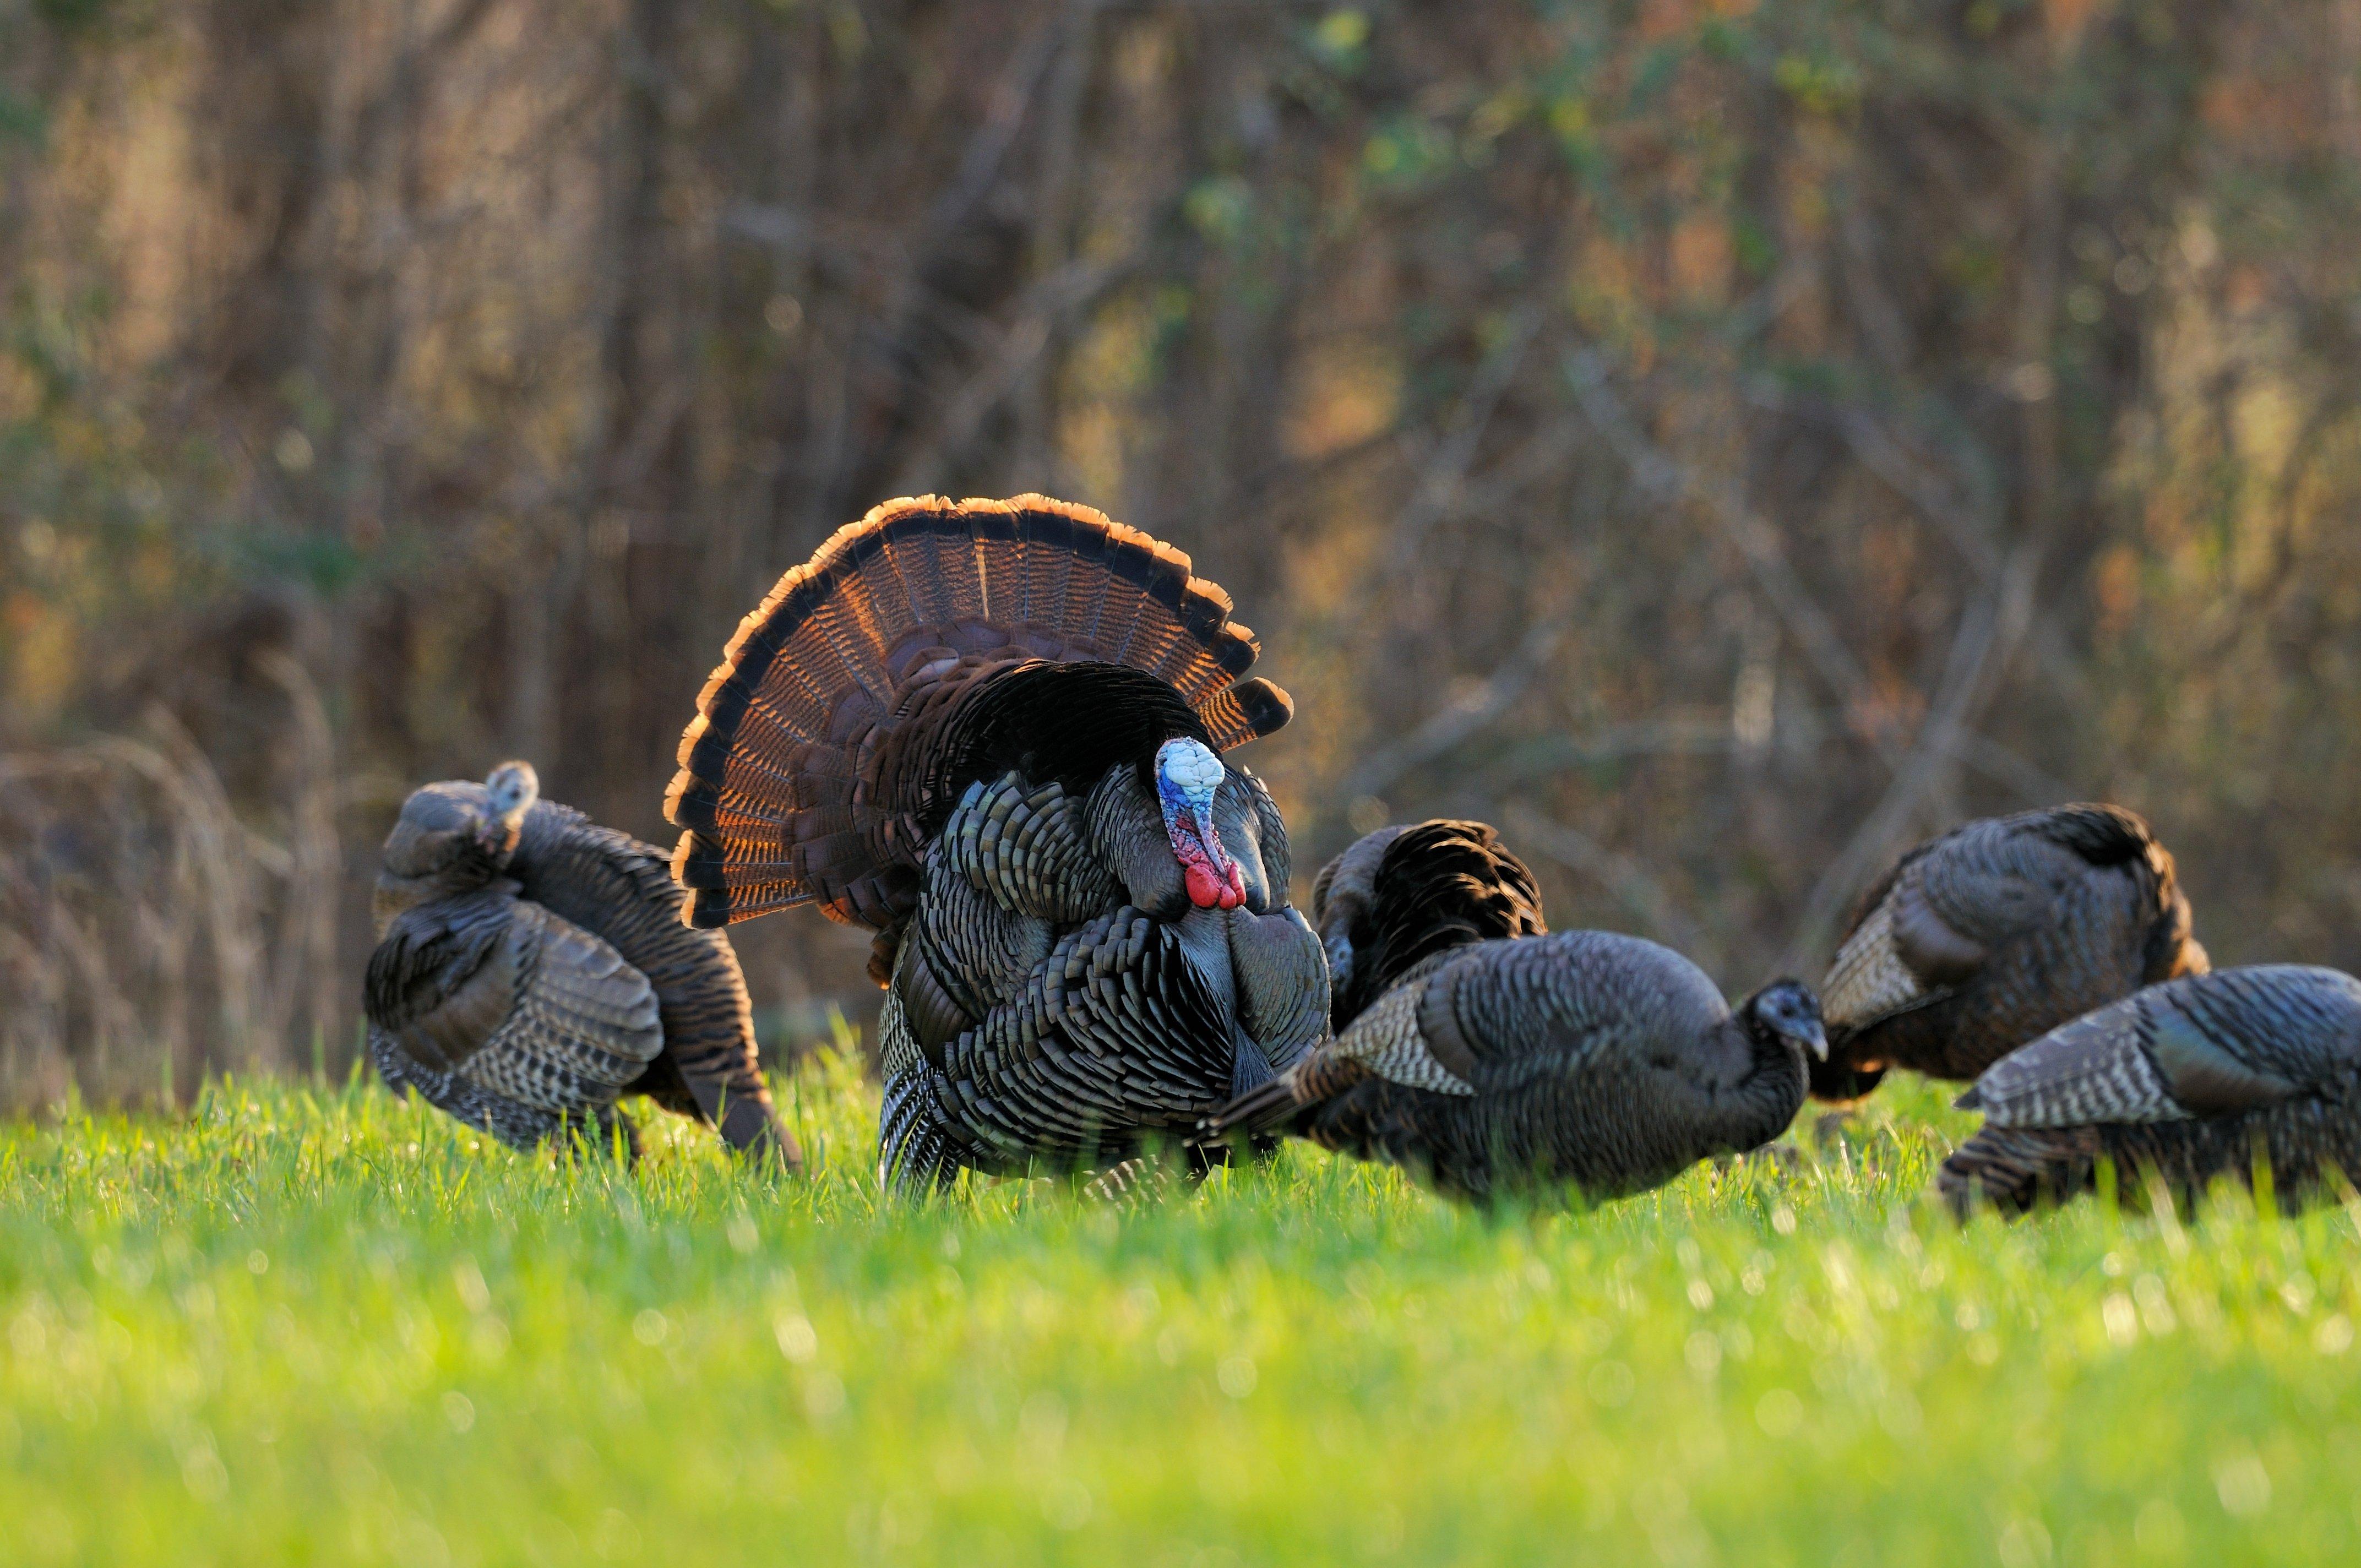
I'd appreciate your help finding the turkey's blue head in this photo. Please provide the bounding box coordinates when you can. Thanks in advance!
[376,763,541,930]
[1744,978,1828,1062]
[1154,738,1245,911]
[478,760,540,858]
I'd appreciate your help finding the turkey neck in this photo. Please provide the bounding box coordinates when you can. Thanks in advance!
[372,851,507,935]
[1692,1008,1811,1149]
[499,806,579,912]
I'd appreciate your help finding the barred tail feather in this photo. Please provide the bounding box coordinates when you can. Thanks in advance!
[879,1071,962,1196]
[1198,677,1294,752]
[1938,1125,2104,1217]
[1198,1074,1310,1144]
[1013,504,1076,631]
[667,494,1294,932]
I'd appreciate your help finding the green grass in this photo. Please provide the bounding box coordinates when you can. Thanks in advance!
[1,1055,2357,1566]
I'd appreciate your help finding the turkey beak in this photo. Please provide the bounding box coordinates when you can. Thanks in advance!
[475,808,521,858]
[1799,1019,1829,1061]
[1324,933,1354,997]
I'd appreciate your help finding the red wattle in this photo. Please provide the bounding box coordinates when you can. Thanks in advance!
[1217,862,1246,910]
[1183,860,1225,908]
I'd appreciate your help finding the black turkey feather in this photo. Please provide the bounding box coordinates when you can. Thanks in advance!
[1204,821,1824,1205]
[1941,965,2361,1215]
[664,494,1326,1189]
[366,763,792,1162]
[1311,817,1546,1028]
[1814,804,2206,1102]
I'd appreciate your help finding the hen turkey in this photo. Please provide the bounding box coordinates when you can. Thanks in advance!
[1814,804,2206,1102]
[1204,820,1826,1204]
[366,762,792,1162]
[1941,965,2361,1215]
[664,494,1329,1189]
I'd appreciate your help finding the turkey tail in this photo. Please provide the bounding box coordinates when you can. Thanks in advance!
[1197,1074,1310,1145]
[668,495,1292,930]
[1937,1125,2103,1217]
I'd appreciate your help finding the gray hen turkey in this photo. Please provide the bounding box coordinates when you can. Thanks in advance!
[366,762,792,1162]
[1941,966,2361,1215]
[664,494,1328,1190]
[1814,804,2206,1102]
[1204,820,1826,1204]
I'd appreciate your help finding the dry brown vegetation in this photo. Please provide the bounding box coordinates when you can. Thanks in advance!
[6,0,2360,1105]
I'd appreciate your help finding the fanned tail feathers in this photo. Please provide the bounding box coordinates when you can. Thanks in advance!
[667,495,1292,930]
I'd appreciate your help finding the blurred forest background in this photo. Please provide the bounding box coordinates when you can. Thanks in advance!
[5,0,2359,1108]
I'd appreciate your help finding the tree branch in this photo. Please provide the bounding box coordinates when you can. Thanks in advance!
[1335,611,1573,809]
[1562,346,1900,765]
[1775,538,2046,974]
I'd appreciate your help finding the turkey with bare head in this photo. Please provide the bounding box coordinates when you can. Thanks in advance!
[1814,804,2206,1102]
[1942,965,2361,1216]
[665,494,1328,1190]
[366,761,791,1162]
[1204,820,1821,1205]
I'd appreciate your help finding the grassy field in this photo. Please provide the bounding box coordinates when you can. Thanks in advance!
[1,1048,2357,1566]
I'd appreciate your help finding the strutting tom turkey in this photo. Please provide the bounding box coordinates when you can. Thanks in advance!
[365,763,792,1162]
[1814,805,2206,1102]
[1203,820,1826,1205]
[1940,966,2361,1215]
[665,494,1329,1189]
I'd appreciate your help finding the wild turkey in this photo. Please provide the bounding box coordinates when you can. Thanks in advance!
[1203,820,1826,1204]
[366,761,792,1162]
[1313,816,1547,1028]
[1940,966,2361,1215]
[663,493,1329,1189]
[1813,804,2206,1102]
